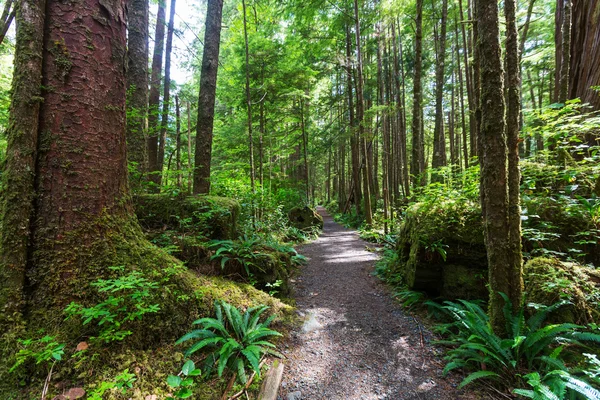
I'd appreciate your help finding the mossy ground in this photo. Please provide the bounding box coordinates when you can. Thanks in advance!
[1,200,294,399]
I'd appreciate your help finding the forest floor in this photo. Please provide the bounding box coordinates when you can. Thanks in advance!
[278,207,481,400]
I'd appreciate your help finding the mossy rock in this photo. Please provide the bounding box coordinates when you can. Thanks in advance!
[391,199,487,298]
[524,257,600,324]
[135,194,240,240]
[288,206,323,231]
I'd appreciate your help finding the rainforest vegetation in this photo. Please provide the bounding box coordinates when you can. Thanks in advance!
[0,0,599,398]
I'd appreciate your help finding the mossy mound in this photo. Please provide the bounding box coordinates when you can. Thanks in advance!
[288,206,323,231]
[391,199,488,299]
[524,257,600,324]
[1,211,292,399]
[135,194,241,240]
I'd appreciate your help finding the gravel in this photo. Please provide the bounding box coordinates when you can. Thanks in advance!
[278,207,479,400]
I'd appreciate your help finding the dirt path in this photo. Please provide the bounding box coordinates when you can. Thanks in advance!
[278,207,476,400]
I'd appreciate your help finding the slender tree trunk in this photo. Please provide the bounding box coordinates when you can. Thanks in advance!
[193,0,224,194]
[175,95,182,188]
[459,0,475,162]
[505,0,525,315]
[559,0,571,103]
[354,0,372,225]
[346,24,361,215]
[242,0,256,197]
[392,22,410,198]
[187,102,193,194]
[301,98,310,203]
[147,1,166,189]
[477,0,520,335]
[0,0,15,46]
[126,0,149,189]
[432,0,449,177]
[157,0,176,188]
[519,0,537,61]
[411,0,425,187]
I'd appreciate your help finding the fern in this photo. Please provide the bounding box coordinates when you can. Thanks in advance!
[176,301,282,384]
[434,294,600,398]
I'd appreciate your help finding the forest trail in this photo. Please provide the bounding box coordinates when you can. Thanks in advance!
[279,207,476,400]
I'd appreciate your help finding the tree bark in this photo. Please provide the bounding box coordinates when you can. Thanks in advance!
[432,0,449,177]
[175,95,182,188]
[157,0,176,188]
[354,0,372,225]
[0,0,46,333]
[411,0,425,188]
[126,0,149,189]
[0,0,15,46]
[477,0,521,335]
[346,24,361,215]
[559,0,571,103]
[505,0,525,315]
[242,0,256,197]
[193,0,224,194]
[147,1,166,188]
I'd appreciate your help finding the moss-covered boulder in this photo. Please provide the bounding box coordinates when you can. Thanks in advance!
[524,257,600,324]
[391,199,488,299]
[288,206,323,231]
[135,194,240,240]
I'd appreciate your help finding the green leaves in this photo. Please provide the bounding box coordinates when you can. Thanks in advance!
[177,300,281,384]
[434,295,600,398]
[167,360,201,399]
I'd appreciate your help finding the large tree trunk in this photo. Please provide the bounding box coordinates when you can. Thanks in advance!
[569,0,600,109]
[0,0,46,334]
[411,0,425,188]
[432,0,449,177]
[477,0,521,335]
[193,0,224,194]
[126,0,149,189]
[147,1,166,189]
[157,0,177,188]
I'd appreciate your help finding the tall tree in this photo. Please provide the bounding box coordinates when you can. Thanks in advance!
[193,0,224,194]
[148,1,166,188]
[431,0,449,176]
[505,0,524,316]
[0,0,15,46]
[410,0,425,187]
[477,0,522,335]
[558,0,572,103]
[157,0,177,188]
[354,0,373,225]
[242,0,256,196]
[126,0,149,188]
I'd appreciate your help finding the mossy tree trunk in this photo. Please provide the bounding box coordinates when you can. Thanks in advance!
[476,0,522,335]
[505,0,525,314]
[148,1,166,189]
[0,0,46,333]
[1,0,183,349]
[126,0,149,189]
[193,0,224,194]
[559,0,571,103]
[431,0,448,177]
[411,0,425,188]
[157,0,176,188]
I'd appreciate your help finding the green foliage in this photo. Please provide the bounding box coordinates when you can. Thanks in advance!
[209,235,271,276]
[514,370,600,399]
[166,359,202,399]
[429,294,600,397]
[176,301,282,384]
[64,266,160,344]
[87,369,137,400]
[9,335,65,373]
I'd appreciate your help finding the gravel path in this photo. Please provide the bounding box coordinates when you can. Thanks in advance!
[278,207,478,400]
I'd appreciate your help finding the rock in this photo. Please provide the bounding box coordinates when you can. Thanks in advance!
[287,391,302,400]
[288,206,323,231]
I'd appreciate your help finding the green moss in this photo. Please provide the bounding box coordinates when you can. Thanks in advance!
[288,206,323,231]
[524,257,600,324]
[0,208,292,399]
[135,194,241,240]
[391,199,487,298]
